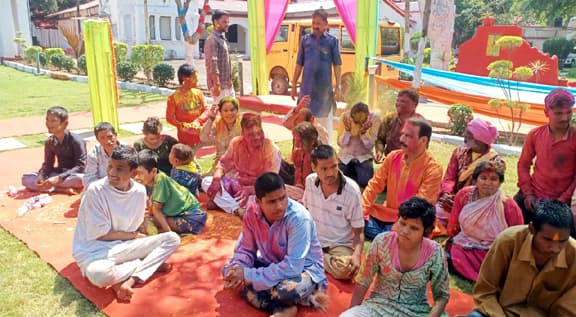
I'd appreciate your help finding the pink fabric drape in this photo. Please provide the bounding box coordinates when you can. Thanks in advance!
[333,0,357,43]
[264,0,289,53]
[264,0,358,51]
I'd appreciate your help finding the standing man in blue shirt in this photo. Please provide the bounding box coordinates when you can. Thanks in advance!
[223,172,328,317]
[291,8,342,139]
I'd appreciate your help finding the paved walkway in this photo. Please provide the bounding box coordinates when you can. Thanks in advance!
[0,56,541,151]
[0,95,540,152]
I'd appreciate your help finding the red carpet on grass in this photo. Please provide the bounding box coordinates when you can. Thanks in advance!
[0,122,473,316]
[0,189,474,317]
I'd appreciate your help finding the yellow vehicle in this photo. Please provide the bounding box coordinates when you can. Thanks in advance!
[267,18,403,95]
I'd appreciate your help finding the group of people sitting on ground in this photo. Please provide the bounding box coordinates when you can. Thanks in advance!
[19,66,576,316]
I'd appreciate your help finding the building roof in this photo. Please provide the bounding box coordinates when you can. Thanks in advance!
[45,0,99,19]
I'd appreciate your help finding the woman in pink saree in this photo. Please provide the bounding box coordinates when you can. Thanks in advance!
[447,161,523,282]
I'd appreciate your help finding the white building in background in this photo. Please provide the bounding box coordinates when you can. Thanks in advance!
[101,0,249,59]
[0,0,32,58]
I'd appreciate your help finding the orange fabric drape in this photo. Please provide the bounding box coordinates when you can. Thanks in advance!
[375,77,576,127]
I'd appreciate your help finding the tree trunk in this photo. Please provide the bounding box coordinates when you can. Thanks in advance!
[144,0,150,44]
[413,0,431,88]
[403,0,411,59]
[428,0,455,70]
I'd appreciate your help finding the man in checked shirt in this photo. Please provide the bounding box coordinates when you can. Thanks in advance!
[204,9,235,104]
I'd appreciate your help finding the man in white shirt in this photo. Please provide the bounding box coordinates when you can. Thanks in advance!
[73,145,180,302]
[303,145,365,280]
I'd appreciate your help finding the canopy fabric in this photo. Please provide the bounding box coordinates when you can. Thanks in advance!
[334,0,357,43]
[264,0,289,54]
[378,59,576,105]
[354,0,379,77]
[375,76,569,127]
[248,0,268,95]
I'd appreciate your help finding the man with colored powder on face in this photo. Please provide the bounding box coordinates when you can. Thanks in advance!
[515,88,576,224]
[467,200,576,317]
[362,118,443,240]
[223,173,327,317]
[202,113,282,218]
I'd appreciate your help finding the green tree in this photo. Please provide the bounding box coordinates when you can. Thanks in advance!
[543,37,576,64]
[517,0,576,26]
[454,0,487,47]
[454,0,526,47]
[29,0,58,13]
[487,36,533,145]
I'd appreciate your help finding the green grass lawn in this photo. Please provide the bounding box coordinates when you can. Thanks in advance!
[0,66,166,119]
[0,227,104,316]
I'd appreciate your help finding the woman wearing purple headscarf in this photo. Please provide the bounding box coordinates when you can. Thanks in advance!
[436,118,506,229]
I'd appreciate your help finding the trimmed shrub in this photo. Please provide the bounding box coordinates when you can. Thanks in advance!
[24,46,43,64]
[77,55,87,74]
[447,104,474,136]
[153,63,175,87]
[116,61,138,82]
[62,57,75,72]
[113,41,128,63]
[50,53,65,70]
[38,52,47,66]
[131,44,165,83]
[45,48,66,64]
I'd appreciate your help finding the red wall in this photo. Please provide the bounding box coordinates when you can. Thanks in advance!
[456,18,560,86]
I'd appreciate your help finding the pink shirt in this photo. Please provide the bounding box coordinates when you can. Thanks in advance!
[218,136,282,185]
[517,125,576,203]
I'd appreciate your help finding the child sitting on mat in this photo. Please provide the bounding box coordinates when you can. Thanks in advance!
[169,143,201,196]
[136,150,206,235]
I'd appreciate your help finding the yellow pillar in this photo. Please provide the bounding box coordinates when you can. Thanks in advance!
[248,0,268,96]
[83,20,119,130]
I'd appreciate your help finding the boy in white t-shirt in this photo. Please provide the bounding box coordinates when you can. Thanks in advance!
[73,145,180,302]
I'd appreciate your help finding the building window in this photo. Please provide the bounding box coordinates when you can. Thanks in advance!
[275,25,288,42]
[149,15,156,40]
[122,14,132,41]
[341,26,354,51]
[160,16,171,40]
[380,26,400,56]
[228,24,238,43]
[175,18,182,40]
[327,26,339,41]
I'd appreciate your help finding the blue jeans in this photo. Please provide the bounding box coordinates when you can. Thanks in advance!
[364,216,394,240]
[241,271,319,314]
[339,159,374,188]
[466,310,488,317]
[170,210,207,234]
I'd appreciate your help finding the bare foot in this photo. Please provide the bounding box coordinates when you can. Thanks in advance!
[309,290,329,312]
[112,277,136,302]
[272,306,297,317]
[234,208,246,219]
[156,262,172,273]
[54,187,79,195]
